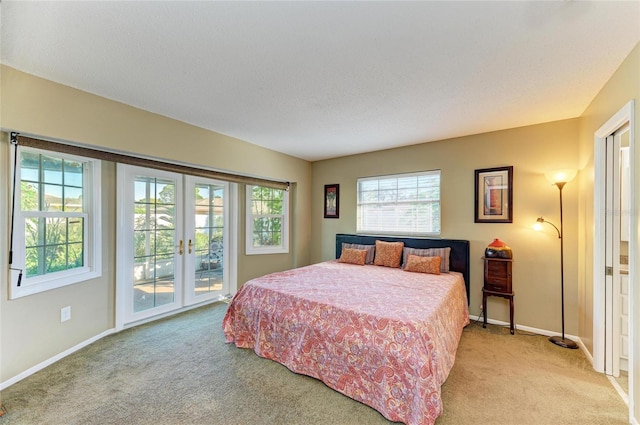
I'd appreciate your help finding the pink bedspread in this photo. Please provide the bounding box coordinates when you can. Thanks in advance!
[223,261,469,425]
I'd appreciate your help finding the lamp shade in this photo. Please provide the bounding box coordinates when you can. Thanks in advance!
[533,219,544,231]
[544,169,577,185]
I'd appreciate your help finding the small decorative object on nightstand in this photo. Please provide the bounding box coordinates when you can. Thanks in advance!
[482,239,514,334]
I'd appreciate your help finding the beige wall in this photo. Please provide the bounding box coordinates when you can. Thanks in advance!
[311,42,639,422]
[2,41,638,417]
[311,119,581,333]
[0,66,312,383]
[577,42,639,420]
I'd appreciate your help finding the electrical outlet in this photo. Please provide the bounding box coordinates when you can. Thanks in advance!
[479,304,483,311]
[61,306,71,323]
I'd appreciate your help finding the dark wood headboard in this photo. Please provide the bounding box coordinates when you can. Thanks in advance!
[335,234,470,304]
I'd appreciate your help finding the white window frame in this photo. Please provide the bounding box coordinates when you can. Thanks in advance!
[245,185,289,255]
[357,170,441,236]
[9,146,102,299]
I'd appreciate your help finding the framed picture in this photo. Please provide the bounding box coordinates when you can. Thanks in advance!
[324,184,339,218]
[474,166,513,223]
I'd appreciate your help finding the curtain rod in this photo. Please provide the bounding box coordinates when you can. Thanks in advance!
[11,133,290,191]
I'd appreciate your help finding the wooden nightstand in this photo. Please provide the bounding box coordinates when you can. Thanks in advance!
[482,257,514,334]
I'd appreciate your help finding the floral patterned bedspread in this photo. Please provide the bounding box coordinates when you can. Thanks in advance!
[222,261,469,425]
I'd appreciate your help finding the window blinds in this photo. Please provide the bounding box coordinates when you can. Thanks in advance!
[357,170,441,235]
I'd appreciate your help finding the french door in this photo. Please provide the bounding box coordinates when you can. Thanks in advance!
[117,165,230,326]
[183,175,230,306]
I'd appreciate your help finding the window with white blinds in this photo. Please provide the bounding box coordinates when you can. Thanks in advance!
[357,170,441,236]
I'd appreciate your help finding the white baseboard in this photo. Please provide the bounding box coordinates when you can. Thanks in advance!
[607,375,630,406]
[0,328,115,391]
[1,298,225,390]
[468,314,589,359]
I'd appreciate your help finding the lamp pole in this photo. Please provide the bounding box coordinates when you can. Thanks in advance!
[549,181,578,349]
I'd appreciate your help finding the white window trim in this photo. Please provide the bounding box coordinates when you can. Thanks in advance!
[357,170,441,237]
[245,185,289,255]
[9,146,102,299]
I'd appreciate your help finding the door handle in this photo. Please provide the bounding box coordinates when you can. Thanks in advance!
[179,240,184,255]
[188,239,193,254]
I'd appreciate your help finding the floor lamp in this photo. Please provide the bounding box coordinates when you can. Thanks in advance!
[535,169,578,349]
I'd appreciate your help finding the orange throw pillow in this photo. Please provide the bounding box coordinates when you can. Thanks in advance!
[373,240,404,268]
[339,248,368,265]
[404,254,441,274]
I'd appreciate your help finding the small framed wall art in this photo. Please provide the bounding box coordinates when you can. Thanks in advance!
[324,184,339,218]
[474,166,513,223]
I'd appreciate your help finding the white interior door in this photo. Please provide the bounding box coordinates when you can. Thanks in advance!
[605,124,630,377]
[605,133,620,376]
[616,126,631,375]
[621,273,630,372]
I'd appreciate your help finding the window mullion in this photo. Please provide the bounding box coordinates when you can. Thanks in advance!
[246,185,288,255]
[10,146,101,299]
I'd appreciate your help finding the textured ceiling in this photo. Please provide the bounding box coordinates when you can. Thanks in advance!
[1,1,639,161]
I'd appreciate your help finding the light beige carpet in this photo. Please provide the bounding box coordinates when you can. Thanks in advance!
[439,320,628,424]
[0,303,628,425]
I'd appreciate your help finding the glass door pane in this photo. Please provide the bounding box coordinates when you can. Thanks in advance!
[133,176,178,312]
[185,176,228,305]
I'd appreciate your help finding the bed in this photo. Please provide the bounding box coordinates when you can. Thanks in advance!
[223,234,470,425]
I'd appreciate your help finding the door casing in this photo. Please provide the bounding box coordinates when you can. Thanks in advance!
[593,100,635,421]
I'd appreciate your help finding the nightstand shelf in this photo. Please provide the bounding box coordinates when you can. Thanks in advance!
[482,257,514,334]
